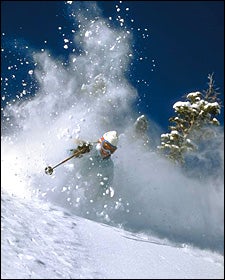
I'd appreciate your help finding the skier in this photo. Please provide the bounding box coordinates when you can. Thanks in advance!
[70,130,119,198]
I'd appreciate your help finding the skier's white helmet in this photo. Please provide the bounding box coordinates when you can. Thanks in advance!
[97,130,118,158]
[102,131,118,147]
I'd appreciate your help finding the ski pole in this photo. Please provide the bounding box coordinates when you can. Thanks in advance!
[45,154,77,175]
[44,142,94,175]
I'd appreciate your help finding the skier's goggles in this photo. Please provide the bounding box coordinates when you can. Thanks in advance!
[99,139,117,155]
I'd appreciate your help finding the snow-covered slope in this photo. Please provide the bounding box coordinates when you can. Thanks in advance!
[1,191,223,279]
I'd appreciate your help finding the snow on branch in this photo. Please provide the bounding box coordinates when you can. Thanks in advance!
[157,74,222,164]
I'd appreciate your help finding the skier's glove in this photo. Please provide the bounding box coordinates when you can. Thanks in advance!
[72,141,93,158]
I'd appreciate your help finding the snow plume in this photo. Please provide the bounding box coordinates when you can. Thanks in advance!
[112,138,224,253]
[1,2,224,254]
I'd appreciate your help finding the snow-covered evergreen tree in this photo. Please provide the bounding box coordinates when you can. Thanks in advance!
[157,74,222,164]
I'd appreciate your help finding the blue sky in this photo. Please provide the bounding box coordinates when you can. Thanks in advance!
[1,1,224,130]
